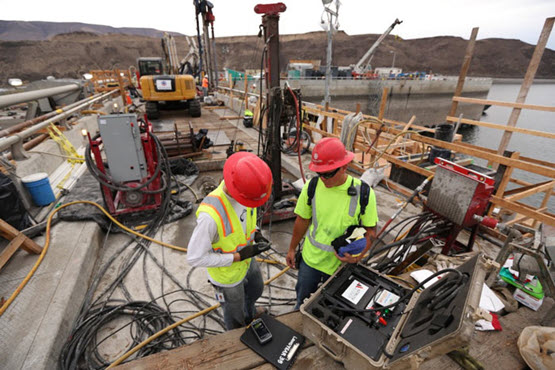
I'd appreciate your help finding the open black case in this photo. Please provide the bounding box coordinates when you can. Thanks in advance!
[300,254,495,369]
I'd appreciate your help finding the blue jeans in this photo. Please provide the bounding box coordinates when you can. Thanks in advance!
[295,256,330,309]
[214,260,264,330]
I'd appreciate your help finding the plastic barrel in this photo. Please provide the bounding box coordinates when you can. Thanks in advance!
[21,173,55,206]
[429,147,452,165]
[434,124,455,142]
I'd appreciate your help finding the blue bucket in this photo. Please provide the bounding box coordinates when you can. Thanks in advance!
[21,173,55,206]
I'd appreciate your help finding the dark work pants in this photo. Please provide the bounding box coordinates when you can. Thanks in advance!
[214,260,264,330]
[295,256,330,309]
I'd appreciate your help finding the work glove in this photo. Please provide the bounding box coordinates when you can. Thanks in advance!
[254,231,269,244]
[238,243,271,261]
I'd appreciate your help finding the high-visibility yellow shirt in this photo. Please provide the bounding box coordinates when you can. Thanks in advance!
[294,175,378,275]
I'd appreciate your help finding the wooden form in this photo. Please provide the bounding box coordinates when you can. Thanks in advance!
[213,19,554,229]
[448,27,479,117]
[302,104,555,227]
[495,17,554,161]
[442,17,555,226]
[0,219,42,271]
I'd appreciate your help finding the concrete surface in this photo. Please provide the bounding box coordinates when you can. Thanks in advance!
[0,221,103,369]
[0,95,122,369]
[1,95,541,369]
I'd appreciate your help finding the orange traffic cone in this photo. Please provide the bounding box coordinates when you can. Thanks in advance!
[125,93,132,105]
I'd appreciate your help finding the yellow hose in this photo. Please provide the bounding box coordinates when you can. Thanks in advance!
[0,200,187,317]
[0,200,287,320]
[0,199,290,368]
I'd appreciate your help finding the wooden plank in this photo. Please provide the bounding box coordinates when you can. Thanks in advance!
[490,196,555,227]
[0,219,42,254]
[361,121,555,178]
[219,116,243,120]
[394,115,416,144]
[378,87,389,120]
[495,18,555,161]
[0,233,26,270]
[452,96,555,113]
[487,151,520,217]
[119,312,305,370]
[243,74,249,107]
[303,106,346,121]
[366,146,434,178]
[504,180,555,201]
[448,27,479,117]
[407,132,555,178]
[505,207,547,226]
[446,115,555,140]
[255,345,344,369]
[457,141,555,168]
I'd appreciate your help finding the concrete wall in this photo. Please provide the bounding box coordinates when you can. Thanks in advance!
[229,78,492,126]
[286,78,492,126]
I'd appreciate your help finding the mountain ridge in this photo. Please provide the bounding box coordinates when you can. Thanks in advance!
[1,21,553,87]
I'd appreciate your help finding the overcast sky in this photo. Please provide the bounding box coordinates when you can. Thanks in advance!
[3,0,555,49]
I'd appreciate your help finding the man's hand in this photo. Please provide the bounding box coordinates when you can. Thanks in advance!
[286,249,297,269]
[334,251,359,264]
[237,243,271,261]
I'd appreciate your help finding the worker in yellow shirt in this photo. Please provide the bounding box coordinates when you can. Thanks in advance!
[286,138,378,308]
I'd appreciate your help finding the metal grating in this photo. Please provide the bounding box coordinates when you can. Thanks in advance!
[427,166,479,225]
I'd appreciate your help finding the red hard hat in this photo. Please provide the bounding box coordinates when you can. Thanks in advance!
[309,137,354,172]
[224,152,273,207]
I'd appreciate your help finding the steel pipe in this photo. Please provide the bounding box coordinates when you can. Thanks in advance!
[0,90,117,156]
[0,84,81,109]
[0,92,106,138]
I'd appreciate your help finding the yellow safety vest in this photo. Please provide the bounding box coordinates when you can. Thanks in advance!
[196,182,257,285]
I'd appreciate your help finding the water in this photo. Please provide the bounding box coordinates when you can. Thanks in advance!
[459,83,555,212]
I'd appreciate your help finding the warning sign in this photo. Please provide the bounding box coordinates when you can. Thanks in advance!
[341,280,369,305]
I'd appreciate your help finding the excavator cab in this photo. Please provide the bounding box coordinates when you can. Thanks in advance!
[137,57,165,77]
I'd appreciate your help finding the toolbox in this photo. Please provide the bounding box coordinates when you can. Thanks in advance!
[300,254,494,369]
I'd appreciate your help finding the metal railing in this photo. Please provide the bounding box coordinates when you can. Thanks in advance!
[0,90,117,160]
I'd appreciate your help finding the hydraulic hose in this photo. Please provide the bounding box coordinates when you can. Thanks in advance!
[0,200,187,317]
[285,85,306,183]
[0,200,288,318]
[107,265,291,368]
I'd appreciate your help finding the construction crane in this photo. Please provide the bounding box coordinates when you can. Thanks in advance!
[352,18,402,77]
[194,0,218,89]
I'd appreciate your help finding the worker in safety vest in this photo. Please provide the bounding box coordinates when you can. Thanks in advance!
[202,75,209,97]
[286,137,378,309]
[187,152,273,330]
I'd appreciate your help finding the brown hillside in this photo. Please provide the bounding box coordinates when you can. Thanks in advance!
[1,31,554,87]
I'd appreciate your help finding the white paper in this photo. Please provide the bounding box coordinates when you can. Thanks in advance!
[341,280,369,305]
[479,284,505,312]
[155,79,172,91]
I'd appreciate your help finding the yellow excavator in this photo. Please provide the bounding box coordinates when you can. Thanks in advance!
[137,56,201,119]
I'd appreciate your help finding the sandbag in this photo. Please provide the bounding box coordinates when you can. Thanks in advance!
[518,326,555,370]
